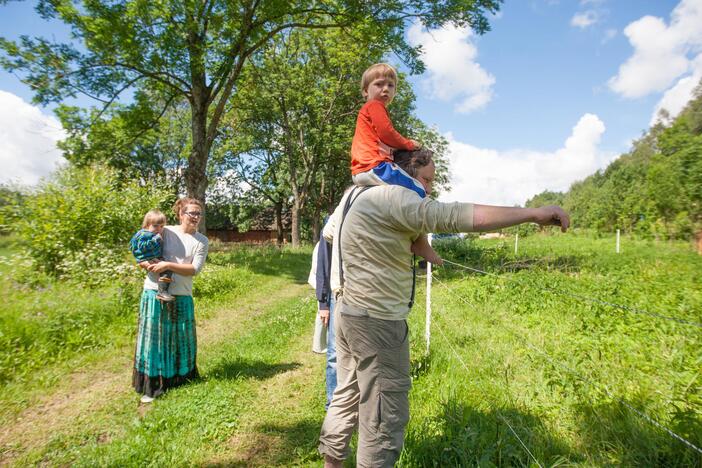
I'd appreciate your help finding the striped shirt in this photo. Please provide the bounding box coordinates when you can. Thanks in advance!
[129,229,162,262]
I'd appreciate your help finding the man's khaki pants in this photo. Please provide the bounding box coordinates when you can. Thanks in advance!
[318,303,411,467]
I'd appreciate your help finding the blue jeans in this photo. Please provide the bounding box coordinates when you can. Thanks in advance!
[325,296,337,410]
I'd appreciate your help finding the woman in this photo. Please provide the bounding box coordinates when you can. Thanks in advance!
[133,198,209,403]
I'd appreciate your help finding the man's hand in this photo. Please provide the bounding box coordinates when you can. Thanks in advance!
[319,308,330,327]
[533,206,570,232]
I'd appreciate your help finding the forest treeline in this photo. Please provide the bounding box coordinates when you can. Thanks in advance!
[527,82,702,242]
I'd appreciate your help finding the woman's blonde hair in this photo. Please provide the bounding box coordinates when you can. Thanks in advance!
[142,209,167,229]
[173,198,204,220]
[361,63,398,95]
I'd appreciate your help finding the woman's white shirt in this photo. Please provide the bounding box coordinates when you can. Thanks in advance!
[143,225,209,296]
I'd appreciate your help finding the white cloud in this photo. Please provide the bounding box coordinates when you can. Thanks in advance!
[608,0,702,98]
[0,90,66,186]
[571,10,599,29]
[439,114,616,206]
[407,23,495,114]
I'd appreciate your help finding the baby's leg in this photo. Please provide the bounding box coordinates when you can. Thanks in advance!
[411,234,443,266]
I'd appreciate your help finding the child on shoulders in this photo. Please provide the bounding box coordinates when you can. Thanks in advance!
[351,63,442,265]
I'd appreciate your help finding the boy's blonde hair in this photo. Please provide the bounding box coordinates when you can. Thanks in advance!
[361,63,398,94]
[142,209,167,229]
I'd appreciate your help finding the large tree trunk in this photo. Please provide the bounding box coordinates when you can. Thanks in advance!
[275,200,284,246]
[291,196,301,248]
[185,98,209,234]
[312,213,320,244]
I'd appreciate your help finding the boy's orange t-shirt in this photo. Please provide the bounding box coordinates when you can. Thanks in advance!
[350,99,417,175]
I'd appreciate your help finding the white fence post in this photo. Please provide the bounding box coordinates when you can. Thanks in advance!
[616,229,620,254]
[425,233,432,354]
[515,232,519,255]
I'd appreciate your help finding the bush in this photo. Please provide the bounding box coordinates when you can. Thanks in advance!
[9,164,174,282]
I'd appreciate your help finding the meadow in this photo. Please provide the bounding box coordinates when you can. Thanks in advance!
[0,232,700,466]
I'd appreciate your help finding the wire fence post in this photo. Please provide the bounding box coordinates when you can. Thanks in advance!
[616,229,620,254]
[515,232,519,255]
[425,233,433,354]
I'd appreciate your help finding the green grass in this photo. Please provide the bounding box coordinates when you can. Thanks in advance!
[0,242,312,417]
[400,233,702,466]
[2,234,701,466]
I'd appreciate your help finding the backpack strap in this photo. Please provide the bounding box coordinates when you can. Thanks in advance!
[337,186,371,290]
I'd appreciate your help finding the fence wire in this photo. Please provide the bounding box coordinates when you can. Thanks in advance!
[430,269,702,457]
[432,316,545,468]
[441,258,702,329]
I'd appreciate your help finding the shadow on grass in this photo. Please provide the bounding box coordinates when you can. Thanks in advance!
[207,358,301,381]
[572,398,702,467]
[400,399,578,467]
[207,245,312,285]
[203,418,323,467]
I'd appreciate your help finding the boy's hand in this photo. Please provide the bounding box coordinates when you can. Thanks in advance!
[533,206,570,232]
[410,139,421,149]
[378,141,395,158]
[138,261,151,270]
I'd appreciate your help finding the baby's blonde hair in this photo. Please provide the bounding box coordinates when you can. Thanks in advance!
[142,209,167,229]
[361,63,398,95]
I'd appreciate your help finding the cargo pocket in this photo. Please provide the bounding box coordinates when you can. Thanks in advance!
[377,376,411,448]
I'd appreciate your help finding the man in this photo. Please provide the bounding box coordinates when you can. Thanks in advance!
[318,149,569,467]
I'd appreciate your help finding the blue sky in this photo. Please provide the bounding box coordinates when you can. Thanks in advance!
[1,0,701,206]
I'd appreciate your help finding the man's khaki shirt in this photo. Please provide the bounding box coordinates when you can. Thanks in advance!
[324,185,474,321]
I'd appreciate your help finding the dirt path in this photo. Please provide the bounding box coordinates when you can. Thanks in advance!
[0,281,310,465]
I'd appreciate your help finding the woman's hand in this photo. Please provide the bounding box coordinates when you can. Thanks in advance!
[146,261,172,274]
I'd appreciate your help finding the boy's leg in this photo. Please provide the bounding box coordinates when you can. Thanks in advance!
[352,162,426,197]
[411,233,443,265]
[157,272,172,294]
[156,270,174,301]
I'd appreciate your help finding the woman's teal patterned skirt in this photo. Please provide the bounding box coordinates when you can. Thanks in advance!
[132,289,199,397]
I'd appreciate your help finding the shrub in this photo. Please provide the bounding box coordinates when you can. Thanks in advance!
[9,164,174,282]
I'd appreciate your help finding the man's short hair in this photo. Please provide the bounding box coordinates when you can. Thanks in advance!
[393,148,434,178]
[361,63,398,93]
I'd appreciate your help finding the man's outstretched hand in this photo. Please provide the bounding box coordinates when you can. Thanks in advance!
[533,206,570,232]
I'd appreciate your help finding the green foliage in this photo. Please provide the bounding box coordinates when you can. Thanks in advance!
[0,0,503,208]
[0,184,25,234]
[9,164,173,280]
[528,80,702,241]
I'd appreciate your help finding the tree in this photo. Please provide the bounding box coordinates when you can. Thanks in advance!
[1,0,502,232]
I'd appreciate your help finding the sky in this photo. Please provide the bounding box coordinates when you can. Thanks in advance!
[1,0,701,205]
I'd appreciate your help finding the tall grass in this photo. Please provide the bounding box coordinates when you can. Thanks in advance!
[401,233,702,466]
